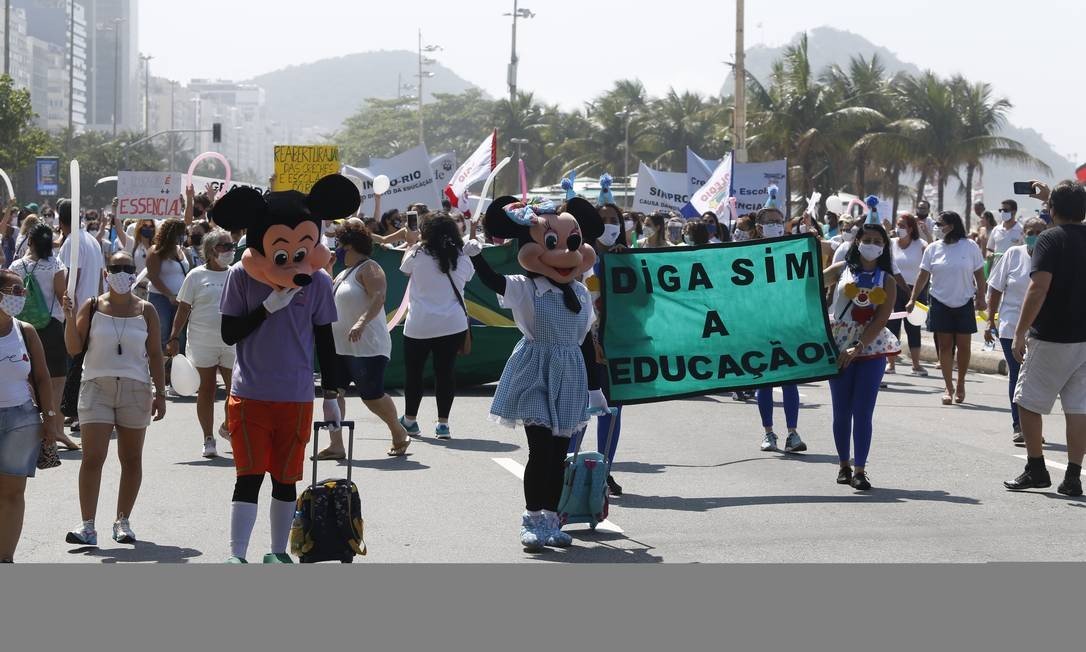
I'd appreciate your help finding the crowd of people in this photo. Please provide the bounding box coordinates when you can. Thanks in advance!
[0,171,1083,563]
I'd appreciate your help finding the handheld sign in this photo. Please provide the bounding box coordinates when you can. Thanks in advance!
[0,168,14,202]
[67,160,81,300]
[186,152,232,194]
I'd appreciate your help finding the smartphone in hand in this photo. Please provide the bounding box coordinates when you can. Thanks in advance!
[406,210,419,231]
[1013,181,1035,195]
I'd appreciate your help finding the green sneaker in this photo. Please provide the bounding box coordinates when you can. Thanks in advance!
[262,553,293,564]
[399,416,421,437]
[226,556,248,564]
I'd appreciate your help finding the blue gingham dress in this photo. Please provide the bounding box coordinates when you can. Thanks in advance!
[489,280,591,438]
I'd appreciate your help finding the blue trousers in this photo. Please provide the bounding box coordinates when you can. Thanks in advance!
[998,338,1021,429]
[757,385,799,430]
[828,357,884,468]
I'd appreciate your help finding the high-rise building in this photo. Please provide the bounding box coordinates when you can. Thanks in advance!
[84,0,137,134]
[188,79,274,180]
[12,0,88,132]
[2,7,34,91]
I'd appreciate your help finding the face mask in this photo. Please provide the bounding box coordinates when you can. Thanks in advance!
[840,230,856,242]
[733,230,750,242]
[859,243,884,261]
[761,223,785,238]
[683,235,694,245]
[140,227,154,239]
[0,292,26,317]
[106,272,136,295]
[1025,234,1038,250]
[1000,210,1013,222]
[896,227,909,239]
[599,223,620,247]
[216,252,235,268]
[798,224,810,234]
[624,219,635,232]
[705,223,717,236]
[642,226,657,239]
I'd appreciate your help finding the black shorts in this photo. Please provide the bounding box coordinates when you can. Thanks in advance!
[38,318,68,377]
[335,354,389,401]
[927,297,977,334]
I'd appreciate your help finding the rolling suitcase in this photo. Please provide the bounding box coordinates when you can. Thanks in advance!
[557,408,618,530]
[289,421,367,563]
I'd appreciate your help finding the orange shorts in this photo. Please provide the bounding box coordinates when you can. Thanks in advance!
[227,396,313,483]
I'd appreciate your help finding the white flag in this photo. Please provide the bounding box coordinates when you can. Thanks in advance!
[445,130,497,208]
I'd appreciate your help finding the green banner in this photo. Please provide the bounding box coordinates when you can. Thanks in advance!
[599,235,837,404]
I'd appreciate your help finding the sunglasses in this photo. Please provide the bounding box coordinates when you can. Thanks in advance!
[107,264,137,274]
[1,286,27,296]
[213,243,236,252]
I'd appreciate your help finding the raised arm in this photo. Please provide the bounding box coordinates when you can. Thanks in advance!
[464,241,506,295]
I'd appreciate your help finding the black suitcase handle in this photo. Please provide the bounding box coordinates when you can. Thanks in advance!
[311,421,355,491]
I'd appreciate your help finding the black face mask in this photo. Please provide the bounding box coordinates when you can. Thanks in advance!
[193,207,205,218]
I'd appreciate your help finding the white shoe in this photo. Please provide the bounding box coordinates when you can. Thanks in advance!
[112,516,136,544]
[202,438,217,458]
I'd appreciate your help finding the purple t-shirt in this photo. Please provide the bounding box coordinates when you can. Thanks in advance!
[219,266,338,403]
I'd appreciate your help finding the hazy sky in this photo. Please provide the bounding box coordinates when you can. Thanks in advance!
[142,0,1084,166]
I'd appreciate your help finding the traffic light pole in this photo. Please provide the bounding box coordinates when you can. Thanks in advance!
[121,127,217,171]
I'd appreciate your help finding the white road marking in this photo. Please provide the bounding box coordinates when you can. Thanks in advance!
[1014,455,1068,471]
[491,458,625,534]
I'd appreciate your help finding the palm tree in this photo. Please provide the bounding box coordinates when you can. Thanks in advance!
[644,89,730,171]
[895,70,965,211]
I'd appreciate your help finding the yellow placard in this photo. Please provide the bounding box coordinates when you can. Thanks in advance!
[272,145,341,193]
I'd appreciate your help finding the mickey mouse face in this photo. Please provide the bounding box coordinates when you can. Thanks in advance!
[242,221,330,290]
[518,211,597,283]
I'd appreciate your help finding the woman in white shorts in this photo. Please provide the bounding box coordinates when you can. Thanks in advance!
[167,229,236,459]
[62,251,166,547]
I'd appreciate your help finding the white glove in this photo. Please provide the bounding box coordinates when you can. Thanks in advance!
[588,389,609,415]
[462,239,482,257]
[322,398,342,430]
[262,287,301,314]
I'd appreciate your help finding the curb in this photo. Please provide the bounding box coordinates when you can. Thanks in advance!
[916,343,1007,376]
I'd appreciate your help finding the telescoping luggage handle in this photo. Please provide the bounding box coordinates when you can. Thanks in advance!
[311,421,355,491]
[571,407,619,472]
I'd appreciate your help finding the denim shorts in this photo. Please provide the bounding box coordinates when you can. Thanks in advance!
[0,401,44,478]
[335,355,389,401]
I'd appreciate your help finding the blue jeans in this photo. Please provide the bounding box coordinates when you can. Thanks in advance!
[148,292,185,354]
[999,338,1021,429]
[0,401,43,478]
[828,357,885,468]
[757,385,799,430]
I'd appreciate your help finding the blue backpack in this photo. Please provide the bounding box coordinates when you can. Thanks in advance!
[557,409,618,529]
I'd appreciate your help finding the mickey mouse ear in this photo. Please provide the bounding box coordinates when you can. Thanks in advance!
[209,186,265,232]
[307,174,361,220]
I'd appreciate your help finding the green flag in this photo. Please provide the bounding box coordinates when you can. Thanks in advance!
[599,235,838,404]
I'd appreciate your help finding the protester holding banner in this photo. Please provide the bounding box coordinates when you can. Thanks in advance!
[887,214,928,376]
[145,219,192,387]
[398,213,474,439]
[823,224,901,490]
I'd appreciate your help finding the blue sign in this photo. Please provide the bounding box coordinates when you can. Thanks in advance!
[36,157,60,196]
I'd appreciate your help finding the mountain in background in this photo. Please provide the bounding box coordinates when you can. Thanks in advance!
[248,50,481,137]
[722,26,1071,213]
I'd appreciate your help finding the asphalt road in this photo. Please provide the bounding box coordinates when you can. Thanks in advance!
[17,364,1085,563]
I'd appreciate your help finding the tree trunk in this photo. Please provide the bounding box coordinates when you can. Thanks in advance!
[890,165,901,218]
[915,170,928,204]
[855,153,865,198]
[963,164,975,231]
[936,170,946,213]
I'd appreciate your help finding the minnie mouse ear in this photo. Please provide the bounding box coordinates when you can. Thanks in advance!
[565,197,604,243]
[209,186,265,232]
[484,195,531,239]
[307,174,361,220]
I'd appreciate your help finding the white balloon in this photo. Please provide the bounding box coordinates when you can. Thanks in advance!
[906,305,927,326]
[170,355,200,397]
[373,175,391,195]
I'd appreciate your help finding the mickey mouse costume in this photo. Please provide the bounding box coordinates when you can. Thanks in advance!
[210,174,359,563]
[463,196,607,551]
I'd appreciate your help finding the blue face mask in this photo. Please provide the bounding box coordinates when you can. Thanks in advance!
[705,223,717,236]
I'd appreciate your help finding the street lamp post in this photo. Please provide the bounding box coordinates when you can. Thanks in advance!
[416,29,441,146]
[503,1,534,104]
[734,0,747,163]
[510,137,529,162]
[140,54,152,135]
[4,0,10,76]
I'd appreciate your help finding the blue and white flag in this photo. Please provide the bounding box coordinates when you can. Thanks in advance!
[680,152,733,220]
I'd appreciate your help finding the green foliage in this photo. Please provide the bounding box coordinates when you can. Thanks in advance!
[0,75,52,198]
[49,129,170,208]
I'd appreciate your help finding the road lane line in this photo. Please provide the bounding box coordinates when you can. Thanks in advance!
[491,458,625,533]
[1014,455,1068,471]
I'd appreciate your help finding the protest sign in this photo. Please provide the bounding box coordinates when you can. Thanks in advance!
[686,147,722,196]
[732,159,789,215]
[272,145,341,193]
[117,171,266,220]
[599,235,837,404]
[683,152,734,221]
[429,152,457,188]
[631,162,690,214]
[343,144,442,216]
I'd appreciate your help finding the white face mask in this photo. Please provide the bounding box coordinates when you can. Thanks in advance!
[798,224,810,234]
[733,230,750,242]
[642,226,656,239]
[761,223,785,238]
[1000,210,1013,222]
[623,219,635,233]
[896,227,909,239]
[841,230,856,242]
[683,235,694,245]
[599,223,620,247]
[216,252,235,268]
[0,292,26,317]
[106,272,136,295]
[859,243,885,261]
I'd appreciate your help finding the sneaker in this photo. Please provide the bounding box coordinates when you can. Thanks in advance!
[837,466,853,484]
[760,432,779,452]
[607,474,623,497]
[850,472,872,491]
[520,512,545,552]
[399,417,421,438]
[784,431,807,453]
[65,521,97,546]
[202,438,218,458]
[1012,424,1024,445]
[541,511,572,548]
[165,386,181,399]
[885,366,896,375]
[262,553,293,564]
[911,367,929,377]
[112,516,136,544]
[226,556,248,564]
[218,423,231,442]
[70,420,80,432]
[1058,475,1083,497]
[434,423,451,439]
[1004,465,1052,491]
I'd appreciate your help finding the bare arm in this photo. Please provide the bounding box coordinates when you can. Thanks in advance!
[822,261,845,289]
[62,296,93,355]
[974,269,987,312]
[143,301,167,421]
[23,323,58,440]
[1012,271,1052,362]
[907,270,931,308]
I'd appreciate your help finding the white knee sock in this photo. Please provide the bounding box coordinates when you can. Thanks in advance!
[270,498,296,555]
[230,502,258,560]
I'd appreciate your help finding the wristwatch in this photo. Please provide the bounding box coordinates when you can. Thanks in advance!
[44,409,57,417]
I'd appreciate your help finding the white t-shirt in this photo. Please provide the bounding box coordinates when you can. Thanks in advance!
[498,275,594,344]
[399,245,475,339]
[891,238,925,286]
[919,238,985,308]
[58,230,105,310]
[987,222,1024,255]
[176,266,230,348]
[8,256,67,322]
[986,244,1031,339]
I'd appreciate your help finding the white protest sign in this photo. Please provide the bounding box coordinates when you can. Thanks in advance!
[687,152,734,219]
[429,152,457,189]
[686,147,722,196]
[343,144,441,216]
[117,171,266,220]
[731,158,789,215]
[631,162,690,214]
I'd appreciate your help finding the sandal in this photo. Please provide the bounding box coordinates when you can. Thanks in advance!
[387,436,411,457]
[955,389,965,404]
[58,440,81,451]
[310,448,346,461]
